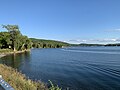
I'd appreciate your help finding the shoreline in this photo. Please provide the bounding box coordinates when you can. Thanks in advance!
[0,64,47,90]
[0,49,31,58]
[0,54,6,58]
[0,49,61,90]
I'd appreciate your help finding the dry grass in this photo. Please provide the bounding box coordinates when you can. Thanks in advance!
[0,64,48,90]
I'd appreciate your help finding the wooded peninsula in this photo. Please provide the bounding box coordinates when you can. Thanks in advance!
[0,25,69,53]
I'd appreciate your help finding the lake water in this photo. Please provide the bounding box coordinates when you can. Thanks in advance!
[0,47,120,90]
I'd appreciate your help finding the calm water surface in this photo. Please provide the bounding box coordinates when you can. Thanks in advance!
[0,47,120,90]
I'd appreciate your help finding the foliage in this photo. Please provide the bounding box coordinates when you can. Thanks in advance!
[30,38,69,48]
[0,32,12,49]
[2,25,21,51]
[0,25,32,51]
[0,24,69,51]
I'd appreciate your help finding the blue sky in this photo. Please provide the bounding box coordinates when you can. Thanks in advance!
[0,0,120,44]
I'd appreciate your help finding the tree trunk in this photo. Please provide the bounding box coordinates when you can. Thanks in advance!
[14,47,16,52]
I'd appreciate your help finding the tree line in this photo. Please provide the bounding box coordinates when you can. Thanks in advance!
[1,25,118,52]
[71,43,120,47]
[0,25,70,51]
[30,38,69,48]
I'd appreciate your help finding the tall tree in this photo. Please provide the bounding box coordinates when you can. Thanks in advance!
[2,25,21,51]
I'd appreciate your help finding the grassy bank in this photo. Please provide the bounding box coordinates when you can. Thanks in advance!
[0,49,13,54]
[0,49,62,90]
[0,64,47,90]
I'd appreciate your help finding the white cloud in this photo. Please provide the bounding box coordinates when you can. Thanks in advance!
[67,38,120,44]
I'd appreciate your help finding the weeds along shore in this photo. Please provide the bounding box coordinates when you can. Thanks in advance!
[0,64,47,90]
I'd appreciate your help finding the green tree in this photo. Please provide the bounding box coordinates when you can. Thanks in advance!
[0,24,32,51]
[0,32,12,49]
[2,25,21,51]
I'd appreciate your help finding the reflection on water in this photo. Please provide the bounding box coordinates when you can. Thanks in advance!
[0,47,120,90]
[0,52,30,68]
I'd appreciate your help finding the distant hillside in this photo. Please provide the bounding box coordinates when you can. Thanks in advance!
[105,43,120,46]
[30,38,70,48]
[30,38,120,48]
[70,43,120,47]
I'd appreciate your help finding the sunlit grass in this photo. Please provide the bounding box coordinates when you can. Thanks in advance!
[0,64,47,90]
